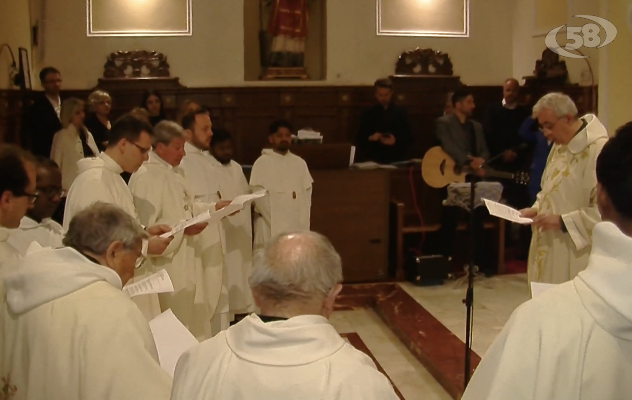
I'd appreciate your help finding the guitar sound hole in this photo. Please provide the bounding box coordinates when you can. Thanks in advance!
[440,160,446,176]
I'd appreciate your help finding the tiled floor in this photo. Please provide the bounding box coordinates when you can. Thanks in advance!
[330,308,452,400]
[330,273,530,399]
[400,273,530,356]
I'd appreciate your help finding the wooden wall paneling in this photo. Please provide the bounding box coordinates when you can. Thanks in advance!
[0,90,24,144]
[2,84,598,163]
[233,105,280,165]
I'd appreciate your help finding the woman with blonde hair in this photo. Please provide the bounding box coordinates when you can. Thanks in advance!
[84,90,112,151]
[50,98,100,192]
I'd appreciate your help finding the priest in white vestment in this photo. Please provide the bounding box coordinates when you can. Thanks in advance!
[0,203,172,400]
[520,93,608,284]
[63,115,173,320]
[463,123,632,400]
[208,129,255,316]
[130,121,230,339]
[250,119,313,250]
[179,110,231,333]
[9,157,64,255]
[171,231,399,400]
[0,145,37,278]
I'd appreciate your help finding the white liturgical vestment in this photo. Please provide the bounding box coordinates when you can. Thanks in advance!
[63,152,160,320]
[0,228,20,282]
[171,314,399,400]
[179,142,229,333]
[8,216,63,256]
[528,114,608,284]
[206,155,255,315]
[250,149,313,249]
[63,153,136,228]
[130,152,217,340]
[463,222,632,400]
[0,246,172,400]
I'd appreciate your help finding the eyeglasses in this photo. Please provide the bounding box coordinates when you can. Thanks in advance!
[36,187,66,199]
[135,254,146,269]
[75,247,145,269]
[130,141,151,155]
[14,190,39,204]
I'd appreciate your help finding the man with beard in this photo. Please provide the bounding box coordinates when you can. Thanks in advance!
[8,157,64,255]
[250,119,313,250]
[179,109,231,334]
[207,129,255,319]
[434,89,494,276]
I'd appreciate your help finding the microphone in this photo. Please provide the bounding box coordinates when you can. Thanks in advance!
[484,143,528,165]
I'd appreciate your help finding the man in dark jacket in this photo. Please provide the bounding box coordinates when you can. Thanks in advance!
[22,67,63,157]
[356,78,412,164]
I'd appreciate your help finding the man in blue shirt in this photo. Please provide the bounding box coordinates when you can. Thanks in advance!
[519,116,553,205]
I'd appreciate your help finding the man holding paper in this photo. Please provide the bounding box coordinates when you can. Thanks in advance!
[519,93,608,284]
[0,203,172,400]
[462,122,632,400]
[63,115,173,320]
[208,129,256,318]
[179,109,231,334]
[130,121,231,340]
[250,119,313,250]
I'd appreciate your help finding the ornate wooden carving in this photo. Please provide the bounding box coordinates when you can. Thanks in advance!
[524,48,569,86]
[103,50,171,79]
[395,48,453,76]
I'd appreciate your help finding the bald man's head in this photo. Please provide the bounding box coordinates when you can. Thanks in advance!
[250,231,343,318]
[503,78,520,105]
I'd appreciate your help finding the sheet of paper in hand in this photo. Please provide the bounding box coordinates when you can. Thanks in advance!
[123,269,174,297]
[483,198,533,224]
[149,309,199,377]
[160,190,267,238]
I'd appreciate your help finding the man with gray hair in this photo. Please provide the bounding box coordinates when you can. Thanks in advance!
[0,202,172,400]
[519,93,608,284]
[171,231,399,400]
[129,120,232,340]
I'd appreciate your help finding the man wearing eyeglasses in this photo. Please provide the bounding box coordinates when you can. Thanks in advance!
[0,145,37,278]
[519,93,608,285]
[64,115,174,320]
[9,157,65,255]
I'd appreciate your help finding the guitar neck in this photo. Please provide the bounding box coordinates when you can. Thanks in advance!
[484,169,516,180]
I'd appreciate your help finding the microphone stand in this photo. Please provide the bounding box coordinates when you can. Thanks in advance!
[463,169,477,386]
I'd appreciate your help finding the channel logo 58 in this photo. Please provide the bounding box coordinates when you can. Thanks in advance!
[545,15,617,58]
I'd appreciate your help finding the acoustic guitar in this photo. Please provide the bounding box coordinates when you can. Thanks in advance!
[421,146,530,189]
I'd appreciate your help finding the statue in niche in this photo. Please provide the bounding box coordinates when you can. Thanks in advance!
[260,0,314,79]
